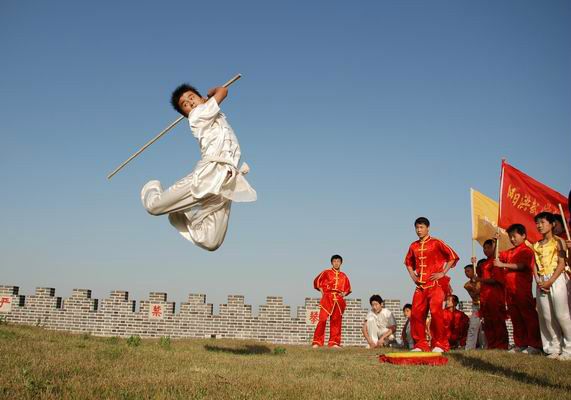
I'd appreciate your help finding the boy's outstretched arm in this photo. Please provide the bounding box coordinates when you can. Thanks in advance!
[207,86,228,105]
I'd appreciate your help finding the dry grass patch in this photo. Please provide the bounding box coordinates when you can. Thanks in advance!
[1,324,570,399]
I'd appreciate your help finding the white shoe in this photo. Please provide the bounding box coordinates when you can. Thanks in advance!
[411,348,422,352]
[558,353,571,361]
[547,352,560,359]
[508,346,525,353]
[432,347,444,353]
[522,346,542,355]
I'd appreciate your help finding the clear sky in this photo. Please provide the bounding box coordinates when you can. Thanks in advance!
[1,0,570,312]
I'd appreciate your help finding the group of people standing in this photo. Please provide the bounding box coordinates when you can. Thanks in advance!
[310,213,571,361]
[463,212,571,360]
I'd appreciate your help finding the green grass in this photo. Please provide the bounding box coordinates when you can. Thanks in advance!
[1,324,570,399]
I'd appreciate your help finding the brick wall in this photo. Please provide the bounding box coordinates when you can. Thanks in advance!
[0,285,513,346]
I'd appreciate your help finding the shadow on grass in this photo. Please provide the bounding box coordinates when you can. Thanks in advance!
[449,353,571,391]
[204,344,272,355]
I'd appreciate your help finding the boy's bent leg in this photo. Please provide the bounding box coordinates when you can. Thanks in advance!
[187,201,231,251]
[142,173,200,216]
[167,195,231,251]
[411,289,431,351]
[365,317,381,348]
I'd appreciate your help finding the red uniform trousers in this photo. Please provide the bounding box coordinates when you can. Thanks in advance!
[480,297,508,350]
[411,285,449,352]
[312,304,343,347]
[506,291,542,349]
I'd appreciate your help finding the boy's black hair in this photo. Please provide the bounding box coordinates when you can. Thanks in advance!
[464,264,474,270]
[476,258,486,267]
[483,239,495,247]
[369,294,383,305]
[552,213,564,225]
[450,295,459,305]
[414,217,430,227]
[171,83,202,116]
[330,254,343,264]
[534,211,555,223]
[507,223,526,236]
[403,303,412,311]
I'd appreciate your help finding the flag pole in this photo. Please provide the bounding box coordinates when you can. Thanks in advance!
[107,73,242,180]
[558,203,571,241]
[495,158,506,261]
[494,228,500,259]
[470,188,478,274]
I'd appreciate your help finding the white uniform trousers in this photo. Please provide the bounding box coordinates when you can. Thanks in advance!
[536,274,571,356]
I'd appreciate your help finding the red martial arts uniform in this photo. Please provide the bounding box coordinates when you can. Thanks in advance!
[500,243,542,349]
[312,268,352,347]
[479,258,509,349]
[404,236,459,352]
[442,308,469,349]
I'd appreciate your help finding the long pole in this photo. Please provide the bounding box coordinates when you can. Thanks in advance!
[494,227,500,259]
[558,203,571,241]
[107,74,242,180]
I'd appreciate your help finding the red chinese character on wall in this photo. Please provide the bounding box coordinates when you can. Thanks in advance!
[0,297,11,307]
[151,305,163,317]
[309,311,319,324]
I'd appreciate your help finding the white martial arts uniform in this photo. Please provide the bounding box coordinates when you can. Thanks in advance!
[141,97,256,251]
[365,308,396,348]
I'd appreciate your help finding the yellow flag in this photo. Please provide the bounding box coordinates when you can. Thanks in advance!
[470,188,511,252]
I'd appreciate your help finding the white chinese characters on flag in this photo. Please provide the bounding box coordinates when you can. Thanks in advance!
[148,304,164,320]
[0,296,12,313]
[305,309,320,326]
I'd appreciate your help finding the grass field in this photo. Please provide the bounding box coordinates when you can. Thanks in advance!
[1,324,570,400]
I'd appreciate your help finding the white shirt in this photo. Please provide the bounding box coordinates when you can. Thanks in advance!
[366,308,396,331]
[185,97,256,202]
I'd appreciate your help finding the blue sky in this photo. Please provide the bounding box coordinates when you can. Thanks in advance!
[1,0,569,312]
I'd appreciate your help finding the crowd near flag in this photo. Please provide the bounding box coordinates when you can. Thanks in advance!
[499,160,569,243]
[470,188,511,252]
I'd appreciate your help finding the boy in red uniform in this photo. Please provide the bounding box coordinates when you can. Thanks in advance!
[438,295,470,349]
[404,217,459,352]
[494,224,542,354]
[473,240,508,350]
[312,255,352,348]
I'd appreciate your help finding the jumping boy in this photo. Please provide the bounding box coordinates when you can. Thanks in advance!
[141,84,256,251]
[494,224,542,354]
[312,255,352,348]
[404,217,459,352]
[532,212,571,360]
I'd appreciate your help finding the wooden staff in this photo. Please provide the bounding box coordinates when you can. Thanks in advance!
[107,74,242,180]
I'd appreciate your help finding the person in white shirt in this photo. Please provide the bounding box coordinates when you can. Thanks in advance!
[362,295,397,348]
[141,83,256,251]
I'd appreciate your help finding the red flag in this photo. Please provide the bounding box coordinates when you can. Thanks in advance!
[499,160,569,242]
